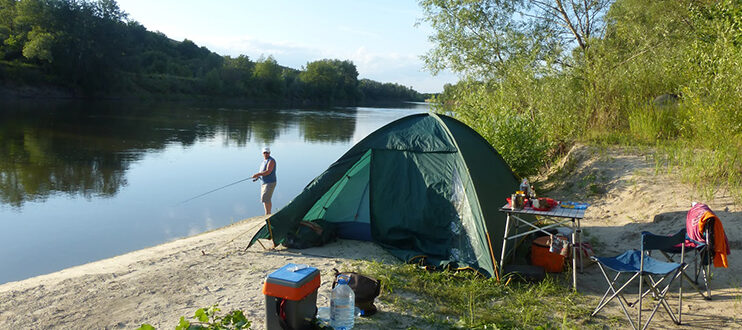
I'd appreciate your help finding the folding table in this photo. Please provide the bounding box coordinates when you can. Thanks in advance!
[498,203,587,289]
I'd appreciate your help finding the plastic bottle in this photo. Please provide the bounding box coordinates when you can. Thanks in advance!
[520,179,530,196]
[331,275,355,330]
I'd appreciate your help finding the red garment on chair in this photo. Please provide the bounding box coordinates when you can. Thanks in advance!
[686,203,730,268]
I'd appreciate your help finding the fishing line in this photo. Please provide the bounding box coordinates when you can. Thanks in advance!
[176,177,259,205]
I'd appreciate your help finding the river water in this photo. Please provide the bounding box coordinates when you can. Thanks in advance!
[0,100,428,284]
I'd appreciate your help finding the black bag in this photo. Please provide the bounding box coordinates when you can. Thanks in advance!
[283,220,337,249]
[331,269,381,317]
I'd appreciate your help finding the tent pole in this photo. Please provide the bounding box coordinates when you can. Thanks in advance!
[266,218,275,243]
[485,231,500,281]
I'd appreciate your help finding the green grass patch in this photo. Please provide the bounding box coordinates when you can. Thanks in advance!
[347,261,618,329]
[649,141,742,203]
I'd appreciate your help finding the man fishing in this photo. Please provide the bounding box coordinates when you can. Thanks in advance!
[252,147,277,215]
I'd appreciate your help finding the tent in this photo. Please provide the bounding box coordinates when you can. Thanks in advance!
[249,113,520,278]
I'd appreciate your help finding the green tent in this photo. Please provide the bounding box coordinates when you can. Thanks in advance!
[249,113,520,278]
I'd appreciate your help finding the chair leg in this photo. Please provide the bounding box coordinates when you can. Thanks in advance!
[662,249,710,299]
[638,268,684,329]
[593,263,638,330]
[703,247,712,299]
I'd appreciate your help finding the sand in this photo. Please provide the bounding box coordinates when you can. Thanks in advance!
[0,144,740,329]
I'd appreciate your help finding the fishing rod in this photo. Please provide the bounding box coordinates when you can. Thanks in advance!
[176,177,260,205]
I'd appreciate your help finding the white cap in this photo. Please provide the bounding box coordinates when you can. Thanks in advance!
[262,147,271,153]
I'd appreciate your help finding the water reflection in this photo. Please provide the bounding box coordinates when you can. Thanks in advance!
[0,100,358,208]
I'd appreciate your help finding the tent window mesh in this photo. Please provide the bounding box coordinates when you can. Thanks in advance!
[449,167,478,265]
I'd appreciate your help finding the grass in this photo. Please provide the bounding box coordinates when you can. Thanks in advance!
[344,261,619,329]
[582,119,742,205]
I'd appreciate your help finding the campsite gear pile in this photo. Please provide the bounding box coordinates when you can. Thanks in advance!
[264,264,381,329]
[499,195,590,289]
[250,113,524,279]
[331,269,381,317]
[263,263,320,330]
[531,235,568,272]
[590,203,730,328]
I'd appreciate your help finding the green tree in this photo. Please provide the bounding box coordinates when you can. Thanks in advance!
[253,55,283,95]
[0,0,18,58]
[299,59,359,103]
[419,0,610,79]
[21,25,53,62]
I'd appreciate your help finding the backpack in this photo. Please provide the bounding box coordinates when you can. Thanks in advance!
[331,269,381,317]
[283,220,337,249]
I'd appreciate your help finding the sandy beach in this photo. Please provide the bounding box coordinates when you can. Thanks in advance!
[1,144,740,329]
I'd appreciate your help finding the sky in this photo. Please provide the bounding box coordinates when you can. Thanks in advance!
[115,0,459,93]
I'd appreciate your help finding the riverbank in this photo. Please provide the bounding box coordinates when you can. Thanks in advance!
[0,144,740,328]
[0,216,404,329]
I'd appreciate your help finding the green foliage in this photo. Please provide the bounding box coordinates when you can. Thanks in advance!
[423,0,742,200]
[22,26,53,62]
[137,305,251,330]
[358,79,424,102]
[299,59,360,103]
[0,0,422,104]
[432,79,550,177]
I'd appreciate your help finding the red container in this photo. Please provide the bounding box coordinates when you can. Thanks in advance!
[531,236,565,273]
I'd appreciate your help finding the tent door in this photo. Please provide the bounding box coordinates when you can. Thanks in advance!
[302,150,372,240]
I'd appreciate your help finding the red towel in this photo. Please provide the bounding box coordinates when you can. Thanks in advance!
[686,203,730,268]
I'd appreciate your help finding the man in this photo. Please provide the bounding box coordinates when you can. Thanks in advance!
[252,147,277,215]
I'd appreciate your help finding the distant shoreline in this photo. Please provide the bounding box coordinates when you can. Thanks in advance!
[0,82,428,108]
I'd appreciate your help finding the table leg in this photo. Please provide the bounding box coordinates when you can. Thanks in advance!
[577,218,583,274]
[572,218,577,290]
[500,212,512,273]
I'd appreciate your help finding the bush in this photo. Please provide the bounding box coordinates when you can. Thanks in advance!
[137,305,251,330]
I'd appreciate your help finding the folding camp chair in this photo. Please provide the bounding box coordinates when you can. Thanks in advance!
[591,230,686,330]
[659,224,712,300]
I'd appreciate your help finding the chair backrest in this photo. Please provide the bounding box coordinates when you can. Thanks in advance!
[686,203,716,244]
[641,229,686,251]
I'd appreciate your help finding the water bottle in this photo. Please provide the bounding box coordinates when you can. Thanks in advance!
[520,179,529,196]
[331,275,355,330]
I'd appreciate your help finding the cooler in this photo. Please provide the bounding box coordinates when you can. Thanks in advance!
[531,236,566,273]
[263,263,320,330]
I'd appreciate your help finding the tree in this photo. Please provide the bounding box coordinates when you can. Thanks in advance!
[22,25,53,62]
[419,0,612,79]
[299,59,359,103]
[253,55,283,95]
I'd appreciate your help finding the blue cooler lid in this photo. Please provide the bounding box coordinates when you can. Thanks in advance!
[265,263,319,288]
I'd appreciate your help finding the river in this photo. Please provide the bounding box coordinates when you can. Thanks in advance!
[0,100,428,284]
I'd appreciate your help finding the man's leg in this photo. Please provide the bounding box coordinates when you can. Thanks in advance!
[261,182,276,215]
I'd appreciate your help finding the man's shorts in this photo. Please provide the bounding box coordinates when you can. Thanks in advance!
[261,182,276,203]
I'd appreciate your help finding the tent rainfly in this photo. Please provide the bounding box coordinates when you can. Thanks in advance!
[249,113,520,278]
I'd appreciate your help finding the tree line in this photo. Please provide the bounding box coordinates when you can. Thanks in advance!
[0,0,427,104]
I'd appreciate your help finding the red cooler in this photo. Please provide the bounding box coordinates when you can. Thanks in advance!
[531,236,566,273]
[263,263,320,330]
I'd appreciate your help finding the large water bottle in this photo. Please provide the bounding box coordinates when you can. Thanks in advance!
[331,275,355,330]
